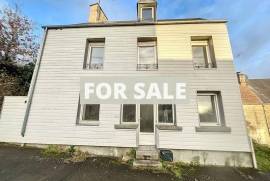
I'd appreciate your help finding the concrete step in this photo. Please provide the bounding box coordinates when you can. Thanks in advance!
[136,150,159,160]
[136,145,159,160]
[137,145,156,151]
[133,160,162,168]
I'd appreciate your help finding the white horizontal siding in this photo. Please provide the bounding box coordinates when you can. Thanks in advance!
[0,23,251,152]
[0,96,27,143]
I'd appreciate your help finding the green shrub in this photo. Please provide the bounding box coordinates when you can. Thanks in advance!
[254,142,270,172]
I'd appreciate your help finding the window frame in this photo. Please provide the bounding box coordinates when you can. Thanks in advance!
[141,7,154,21]
[197,92,221,126]
[87,42,105,70]
[157,104,176,125]
[191,40,214,69]
[120,104,138,124]
[80,104,100,123]
[137,41,158,70]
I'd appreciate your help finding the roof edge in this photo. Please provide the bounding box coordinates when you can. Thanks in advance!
[42,19,227,29]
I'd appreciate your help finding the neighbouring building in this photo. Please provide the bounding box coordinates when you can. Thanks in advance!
[238,73,270,145]
[0,0,255,167]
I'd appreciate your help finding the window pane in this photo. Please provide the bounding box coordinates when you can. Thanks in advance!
[83,104,100,120]
[90,47,104,67]
[142,8,153,20]
[192,46,207,68]
[139,46,155,64]
[122,104,136,122]
[158,104,173,123]
[197,95,218,123]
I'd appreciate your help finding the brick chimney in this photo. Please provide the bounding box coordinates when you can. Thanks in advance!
[237,72,248,86]
[89,3,108,23]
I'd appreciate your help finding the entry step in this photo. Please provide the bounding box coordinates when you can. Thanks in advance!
[133,160,162,168]
[135,145,160,162]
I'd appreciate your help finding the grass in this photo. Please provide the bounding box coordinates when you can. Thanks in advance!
[161,161,199,179]
[254,142,270,172]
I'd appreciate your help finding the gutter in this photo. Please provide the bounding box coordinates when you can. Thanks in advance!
[21,28,48,137]
[42,19,227,30]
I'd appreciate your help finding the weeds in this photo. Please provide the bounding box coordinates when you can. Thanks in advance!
[254,142,270,172]
[161,161,199,180]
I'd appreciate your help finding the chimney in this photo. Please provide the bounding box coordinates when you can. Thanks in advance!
[89,3,108,23]
[237,72,248,86]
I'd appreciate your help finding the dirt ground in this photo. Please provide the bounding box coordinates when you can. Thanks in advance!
[0,145,269,181]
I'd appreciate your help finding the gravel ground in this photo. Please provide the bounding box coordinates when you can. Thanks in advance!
[0,144,269,181]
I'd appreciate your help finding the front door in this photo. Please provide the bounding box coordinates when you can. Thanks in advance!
[139,104,155,145]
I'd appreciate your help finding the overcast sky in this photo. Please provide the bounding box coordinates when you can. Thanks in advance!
[1,0,270,78]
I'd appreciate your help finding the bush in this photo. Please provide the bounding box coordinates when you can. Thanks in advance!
[254,142,270,172]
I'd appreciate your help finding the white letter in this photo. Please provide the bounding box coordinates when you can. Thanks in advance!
[176,83,186,99]
[96,83,112,100]
[114,83,127,99]
[85,83,95,99]
[163,83,174,100]
[134,83,145,99]
[146,83,162,100]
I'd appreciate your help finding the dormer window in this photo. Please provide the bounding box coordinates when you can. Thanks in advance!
[137,0,157,22]
[141,7,154,21]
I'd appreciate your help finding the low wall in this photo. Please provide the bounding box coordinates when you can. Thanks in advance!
[243,104,270,145]
[0,96,27,143]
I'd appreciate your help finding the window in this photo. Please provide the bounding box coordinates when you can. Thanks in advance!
[158,104,175,124]
[86,42,104,70]
[197,92,221,126]
[81,104,100,121]
[137,40,157,70]
[192,40,216,68]
[121,104,136,123]
[141,7,153,21]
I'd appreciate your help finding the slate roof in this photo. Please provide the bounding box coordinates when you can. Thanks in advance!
[248,79,270,103]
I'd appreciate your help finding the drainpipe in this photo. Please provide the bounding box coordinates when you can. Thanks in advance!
[21,27,48,137]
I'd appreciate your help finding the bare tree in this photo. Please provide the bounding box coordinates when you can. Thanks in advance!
[0,5,39,63]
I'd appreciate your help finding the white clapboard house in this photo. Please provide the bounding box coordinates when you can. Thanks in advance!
[0,0,256,167]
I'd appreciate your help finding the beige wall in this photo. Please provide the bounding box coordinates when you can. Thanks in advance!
[243,104,270,145]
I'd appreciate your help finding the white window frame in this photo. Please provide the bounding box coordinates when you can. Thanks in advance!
[141,7,154,21]
[157,104,175,125]
[137,41,157,65]
[80,104,100,124]
[120,104,138,124]
[191,40,213,69]
[197,93,221,126]
[87,42,105,70]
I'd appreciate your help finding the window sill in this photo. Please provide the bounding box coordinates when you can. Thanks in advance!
[156,125,182,131]
[195,126,231,132]
[77,121,100,126]
[194,67,217,70]
[114,124,138,129]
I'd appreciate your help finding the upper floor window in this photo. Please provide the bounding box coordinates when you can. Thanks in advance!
[197,92,223,126]
[141,7,154,21]
[158,104,175,124]
[191,38,216,69]
[84,38,105,70]
[137,38,158,70]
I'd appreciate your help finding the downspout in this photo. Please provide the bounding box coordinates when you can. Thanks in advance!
[21,27,48,137]
[262,104,270,135]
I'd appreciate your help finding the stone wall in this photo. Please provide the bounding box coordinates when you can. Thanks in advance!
[243,104,270,145]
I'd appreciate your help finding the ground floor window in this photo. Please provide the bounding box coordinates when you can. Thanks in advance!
[158,104,175,124]
[197,92,223,126]
[121,104,136,123]
[81,104,100,121]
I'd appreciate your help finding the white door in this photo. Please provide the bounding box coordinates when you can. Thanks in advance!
[139,104,155,145]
